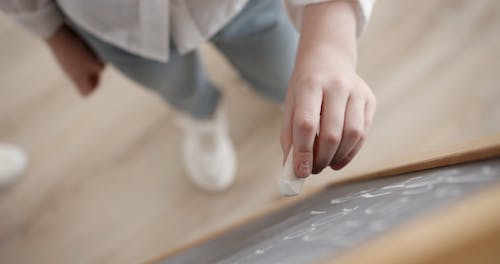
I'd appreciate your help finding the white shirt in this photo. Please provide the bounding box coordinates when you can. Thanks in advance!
[0,0,374,62]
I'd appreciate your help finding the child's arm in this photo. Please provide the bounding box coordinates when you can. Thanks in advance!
[45,26,105,96]
[1,1,104,96]
[281,0,376,178]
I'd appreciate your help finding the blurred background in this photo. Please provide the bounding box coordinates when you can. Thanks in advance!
[0,0,499,263]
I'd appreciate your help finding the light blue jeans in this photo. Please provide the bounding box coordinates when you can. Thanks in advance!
[67,0,298,119]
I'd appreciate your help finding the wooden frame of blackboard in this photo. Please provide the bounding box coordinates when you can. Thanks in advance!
[147,133,500,264]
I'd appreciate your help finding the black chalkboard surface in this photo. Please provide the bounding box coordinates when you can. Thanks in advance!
[157,157,500,264]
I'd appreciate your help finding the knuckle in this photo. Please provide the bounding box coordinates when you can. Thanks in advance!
[330,77,352,92]
[296,116,316,134]
[346,126,364,140]
[297,74,325,90]
[321,132,340,145]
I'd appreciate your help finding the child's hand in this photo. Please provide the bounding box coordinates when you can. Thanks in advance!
[281,0,376,178]
[46,25,104,96]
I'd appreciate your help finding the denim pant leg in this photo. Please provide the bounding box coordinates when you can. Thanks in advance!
[211,0,299,102]
[67,22,221,120]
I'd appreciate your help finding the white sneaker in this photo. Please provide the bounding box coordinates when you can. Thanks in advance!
[176,110,236,192]
[0,143,28,187]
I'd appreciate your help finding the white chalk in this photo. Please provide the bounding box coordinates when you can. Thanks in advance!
[278,146,305,196]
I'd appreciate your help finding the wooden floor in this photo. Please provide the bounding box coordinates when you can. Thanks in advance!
[0,1,499,263]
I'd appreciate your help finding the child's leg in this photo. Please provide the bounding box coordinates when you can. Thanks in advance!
[67,22,220,120]
[211,0,298,102]
[65,19,236,191]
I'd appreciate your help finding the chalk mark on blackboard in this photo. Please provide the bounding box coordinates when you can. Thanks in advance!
[310,210,327,215]
[254,245,275,255]
[381,183,406,190]
[404,176,443,188]
[342,206,359,212]
[365,197,410,215]
[283,227,316,240]
[402,184,434,195]
[330,194,357,205]
[360,191,392,198]
[305,220,361,243]
[311,211,348,227]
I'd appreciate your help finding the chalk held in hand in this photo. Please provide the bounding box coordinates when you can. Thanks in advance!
[278,146,305,196]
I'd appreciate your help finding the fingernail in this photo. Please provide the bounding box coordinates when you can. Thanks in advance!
[298,160,311,178]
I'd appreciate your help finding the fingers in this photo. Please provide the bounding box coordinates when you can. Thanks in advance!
[282,71,376,176]
[312,88,348,174]
[292,85,323,178]
[331,94,365,166]
[331,89,376,170]
[331,136,364,170]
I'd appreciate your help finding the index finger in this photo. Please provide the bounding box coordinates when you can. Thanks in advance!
[293,86,322,178]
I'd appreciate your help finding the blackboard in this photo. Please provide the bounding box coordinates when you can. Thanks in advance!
[158,158,500,264]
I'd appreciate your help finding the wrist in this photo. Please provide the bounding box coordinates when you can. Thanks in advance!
[299,38,357,69]
[299,0,358,67]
